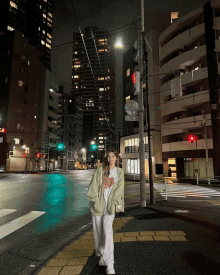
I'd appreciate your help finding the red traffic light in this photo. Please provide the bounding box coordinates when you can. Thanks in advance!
[23,154,27,157]
[0,128,6,133]
[188,134,197,143]
[37,153,41,157]
[132,72,136,84]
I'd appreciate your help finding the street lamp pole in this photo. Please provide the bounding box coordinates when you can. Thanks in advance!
[137,0,146,207]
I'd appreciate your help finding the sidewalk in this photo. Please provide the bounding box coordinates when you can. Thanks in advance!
[34,181,220,275]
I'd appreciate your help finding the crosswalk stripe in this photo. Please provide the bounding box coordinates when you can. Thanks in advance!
[154,183,220,199]
[0,209,16,218]
[0,211,45,240]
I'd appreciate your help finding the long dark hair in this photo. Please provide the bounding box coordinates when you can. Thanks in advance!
[102,149,119,186]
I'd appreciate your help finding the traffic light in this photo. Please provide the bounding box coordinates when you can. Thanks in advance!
[37,153,41,157]
[23,154,27,157]
[56,143,65,150]
[188,134,197,143]
[0,128,6,133]
[90,143,98,151]
[132,71,140,95]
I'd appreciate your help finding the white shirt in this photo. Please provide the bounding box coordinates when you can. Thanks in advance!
[104,166,118,215]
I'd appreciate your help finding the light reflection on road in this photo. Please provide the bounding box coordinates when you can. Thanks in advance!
[35,173,91,232]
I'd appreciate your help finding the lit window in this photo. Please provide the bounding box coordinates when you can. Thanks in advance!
[16,123,21,130]
[99,118,104,120]
[38,26,41,31]
[46,38,51,44]
[41,40,45,45]
[75,86,78,88]
[98,39,104,42]
[43,29,46,34]
[47,33,52,39]
[74,75,79,78]
[74,65,81,68]
[126,68,130,77]
[47,22,52,28]
[43,13,46,18]
[75,51,78,54]
[99,141,103,143]
[46,43,51,49]
[44,0,47,2]
[21,125,24,131]
[171,11,179,23]
[48,12,53,18]
[18,80,23,86]
[47,17,52,23]
[7,25,14,31]
[98,49,104,52]
[34,116,37,119]
[98,77,104,80]
[69,100,72,102]
[27,61,30,66]
[99,137,103,139]
[99,88,104,91]
[10,1,18,9]
[14,138,20,144]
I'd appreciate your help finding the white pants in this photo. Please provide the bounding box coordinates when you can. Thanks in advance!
[92,213,115,265]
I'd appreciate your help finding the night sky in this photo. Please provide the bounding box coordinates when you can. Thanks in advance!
[51,0,207,94]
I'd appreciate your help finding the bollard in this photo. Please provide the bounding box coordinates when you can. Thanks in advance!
[165,178,167,200]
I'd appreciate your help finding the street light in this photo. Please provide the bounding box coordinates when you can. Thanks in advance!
[115,40,124,48]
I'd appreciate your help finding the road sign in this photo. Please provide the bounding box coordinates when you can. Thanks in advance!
[125,100,139,116]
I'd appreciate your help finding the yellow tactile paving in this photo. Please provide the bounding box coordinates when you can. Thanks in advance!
[114,233,125,237]
[137,236,154,241]
[67,257,89,266]
[140,231,155,236]
[46,259,68,267]
[169,236,188,241]
[169,231,186,236]
[121,236,137,242]
[113,235,121,242]
[124,232,139,237]
[153,236,171,241]
[59,265,84,275]
[38,266,62,275]
[155,231,170,235]
[206,200,220,205]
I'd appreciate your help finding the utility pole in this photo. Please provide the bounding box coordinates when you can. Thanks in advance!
[201,109,210,184]
[137,0,146,207]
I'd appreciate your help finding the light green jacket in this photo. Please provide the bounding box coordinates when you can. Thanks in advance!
[87,165,125,216]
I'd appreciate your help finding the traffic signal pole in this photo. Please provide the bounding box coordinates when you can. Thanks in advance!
[137,0,146,207]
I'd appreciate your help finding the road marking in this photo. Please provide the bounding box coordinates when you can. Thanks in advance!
[0,209,16,218]
[0,211,45,240]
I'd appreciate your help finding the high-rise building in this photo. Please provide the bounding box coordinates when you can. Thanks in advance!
[0,30,41,172]
[72,26,116,160]
[0,0,54,69]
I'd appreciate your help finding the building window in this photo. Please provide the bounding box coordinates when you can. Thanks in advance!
[171,11,179,23]
[18,80,23,86]
[47,22,52,28]
[16,123,20,129]
[21,125,24,131]
[43,29,46,34]
[74,75,79,78]
[21,55,26,61]
[48,12,52,18]
[47,17,52,23]
[43,13,46,18]
[46,43,51,49]
[10,1,18,9]
[20,67,25,74]
[98,49,104,52]
[99,88,104,91]
[14,138,20,144]
[46,38,51,44]
[47,33,52,39]
[41,40,45,45]
[126,68,130,77]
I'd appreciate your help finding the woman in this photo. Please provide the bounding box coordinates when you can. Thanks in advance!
[87,149,124,275]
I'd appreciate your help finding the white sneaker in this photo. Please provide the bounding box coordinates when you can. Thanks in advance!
[106,264,115,274]
[99,256,106,266]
